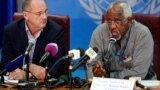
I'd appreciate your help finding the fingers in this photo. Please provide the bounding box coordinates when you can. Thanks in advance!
[93,68,105,77]
[37,70,45,80]
[29,64,46,80]
[8,68,26,80]
[92,62,107,77]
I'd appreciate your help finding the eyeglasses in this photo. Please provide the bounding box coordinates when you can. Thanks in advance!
[105,18,127,25]
[25,9,48,17]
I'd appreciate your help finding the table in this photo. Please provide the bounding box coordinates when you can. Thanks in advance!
[0,85,160,90]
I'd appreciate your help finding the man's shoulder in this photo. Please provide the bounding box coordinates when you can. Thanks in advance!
[131,20,153,40]
[5,18,25,31]
[132,20,151,34]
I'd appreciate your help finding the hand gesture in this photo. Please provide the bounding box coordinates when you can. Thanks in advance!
[92,61,107,77]
[29,64,46,80]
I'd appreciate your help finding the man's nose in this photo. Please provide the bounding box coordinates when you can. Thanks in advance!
[42,13,47,19]
[109,22,117,30]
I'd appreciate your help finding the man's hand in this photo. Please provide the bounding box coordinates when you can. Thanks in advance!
[7,68,26,80]
[92,61,108,77]
[29,64,46,80]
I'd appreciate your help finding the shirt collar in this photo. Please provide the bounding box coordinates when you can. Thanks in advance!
[25,22,43,40]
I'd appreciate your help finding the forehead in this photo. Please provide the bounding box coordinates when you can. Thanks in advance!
[30,0,47,11]
[106,5,124,19]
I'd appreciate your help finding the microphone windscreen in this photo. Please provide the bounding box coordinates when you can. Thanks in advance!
[93,47,98,53]
[77,48,85,57]
[45,43,58,57]
[5,54,25,72]
[59,75,69,84]
[68,48,85,60]
[86,47,98,64]
[85,47,98,60]
[109,38,116,42]
[53,75,69,87]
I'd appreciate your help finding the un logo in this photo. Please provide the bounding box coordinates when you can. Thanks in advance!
[79,0,160,24]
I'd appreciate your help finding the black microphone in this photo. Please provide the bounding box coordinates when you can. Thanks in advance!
[39,43,58,64]
[71,47,98,71]
[24,39,35,56]
[136,81,150,90]
[53,75,69,87]
[0,55,25,75]
[128,77,151,90]
[72,77,86,88]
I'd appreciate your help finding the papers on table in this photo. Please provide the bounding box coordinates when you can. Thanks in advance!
[3,76,19,84]
[140,80,160,87]
[90,77,160,90]
[90,77,135,90]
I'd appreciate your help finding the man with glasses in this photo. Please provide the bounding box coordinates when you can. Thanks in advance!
[87,1,157,80]
[1,0,66,80]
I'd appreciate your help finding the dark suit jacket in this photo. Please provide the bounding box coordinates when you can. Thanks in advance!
[1,18,66,78]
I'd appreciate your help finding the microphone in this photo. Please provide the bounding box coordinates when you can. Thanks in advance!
[106,38,116,58]
[61,48,85,60]
[39,43,58,64]
[24,39,35,56]
[72,77,86,87]
[71,47,98,71]
[48,48,85,73]
[129,77,150,90]
[53,75,69,87]
[136,81,150,90]
[108,38,116,50]
[0,54,25,75]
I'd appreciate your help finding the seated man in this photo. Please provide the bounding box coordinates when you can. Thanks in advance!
[87,1,157,80]
[0,0,66,80]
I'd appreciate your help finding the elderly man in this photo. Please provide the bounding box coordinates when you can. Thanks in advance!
[88,1,156,80]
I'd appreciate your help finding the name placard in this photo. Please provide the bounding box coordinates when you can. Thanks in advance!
[90,77,135,90]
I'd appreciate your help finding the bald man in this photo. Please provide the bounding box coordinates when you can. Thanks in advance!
[1,0,66,80]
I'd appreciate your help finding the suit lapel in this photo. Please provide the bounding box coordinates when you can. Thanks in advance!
[18,19,28,53]
[32,28,49,64]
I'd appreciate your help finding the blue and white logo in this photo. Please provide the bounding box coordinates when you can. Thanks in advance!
[80,0,160,24]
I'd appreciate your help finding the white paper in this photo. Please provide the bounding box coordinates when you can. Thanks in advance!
[3,76,19,84]
[140,80,160,87]
[90,77,135,90]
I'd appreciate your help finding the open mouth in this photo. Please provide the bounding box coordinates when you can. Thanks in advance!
[111,30,121,40]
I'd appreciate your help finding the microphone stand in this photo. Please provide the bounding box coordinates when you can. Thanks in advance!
[20,55,36,88]
[25,55,30,81]
[84,64,89,83]
[69,62,73,90]
[44,56,50,88]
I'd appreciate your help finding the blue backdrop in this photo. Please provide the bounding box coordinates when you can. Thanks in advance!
[0,0,16,61]
[44,0,160,50]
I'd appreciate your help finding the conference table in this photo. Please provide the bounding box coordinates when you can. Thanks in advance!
[0,85,160,90]
[0,78,160,90]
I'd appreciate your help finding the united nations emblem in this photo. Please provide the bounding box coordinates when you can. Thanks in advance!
[79,0,160,24]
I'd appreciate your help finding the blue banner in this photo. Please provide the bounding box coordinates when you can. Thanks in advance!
[46,0,160,51]
[0,0,16,61]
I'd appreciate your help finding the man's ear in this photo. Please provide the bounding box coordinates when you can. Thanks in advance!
[22,11,28,20]
[127,16,133,24]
